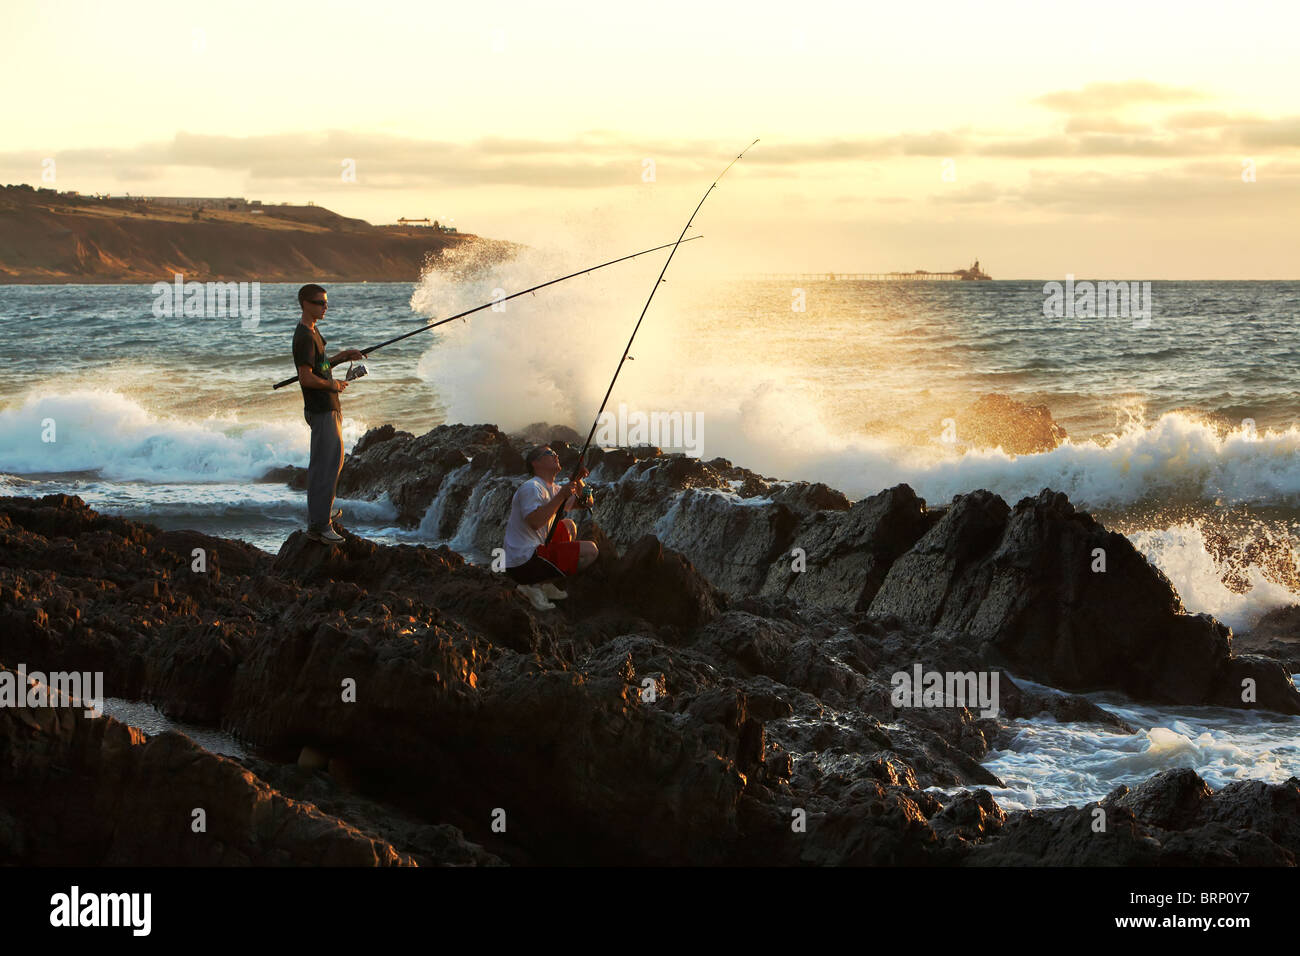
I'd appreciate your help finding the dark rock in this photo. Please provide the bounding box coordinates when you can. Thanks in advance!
[151,528,267,580]
[769,482,851,513]
[870,488,1300,713]
[513,422,582,446]
[586,446,636,480]
[1243,603,1300,643]
[606,535,721,631]
[998,676,1136,733]
[966,803,1164,866]
[1114,769,1213,831]
[764,484,936,609]
[932,789,1006,842]
[1208,655,1300,714]
[353,424,414,457]
[970,770,1300,865]
[0,668,429,866]
[1158,823,1294,866]
[332,424,922,610]
[4,454,1292,867]
[1204,777,1300,851]
[1236,604,1300,671]
[335,423,513,525]
[257,465,307,488]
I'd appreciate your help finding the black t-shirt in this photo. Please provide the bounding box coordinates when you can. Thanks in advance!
[292,323,340,413]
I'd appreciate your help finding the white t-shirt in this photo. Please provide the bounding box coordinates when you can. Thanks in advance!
[504,476,562,568]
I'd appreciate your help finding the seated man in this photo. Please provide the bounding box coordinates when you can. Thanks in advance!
[503,445,599,610]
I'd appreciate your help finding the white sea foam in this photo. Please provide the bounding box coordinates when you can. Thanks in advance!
[904,415,1300,512]
[101,699,247,758]
[957,677,1300,810]
[417,463,474,537]
[1128,523,1297,632]
[703,408,1300,513]
[0,389,368,482]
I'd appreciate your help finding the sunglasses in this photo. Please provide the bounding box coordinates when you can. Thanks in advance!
[305,299,327,306]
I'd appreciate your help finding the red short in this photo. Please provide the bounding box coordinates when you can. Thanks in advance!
[536,519,580,576]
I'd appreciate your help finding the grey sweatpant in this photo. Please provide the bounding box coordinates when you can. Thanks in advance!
[305,409,344,530]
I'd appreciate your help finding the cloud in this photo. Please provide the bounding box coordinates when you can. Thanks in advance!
[976,133,1208,158]
[3,102,1298,198]
[1033,80,1206,113]
[1163,110,1247,129]
[1064,116,1152,135]
[1237,117,1300,148]
[742,139,898,163]
[971,166,1300,217]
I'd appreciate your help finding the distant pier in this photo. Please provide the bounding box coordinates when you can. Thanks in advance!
[742,260,991,282]
[744,271,964,281]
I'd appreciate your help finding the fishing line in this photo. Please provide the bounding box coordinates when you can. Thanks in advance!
[544,139,759,543]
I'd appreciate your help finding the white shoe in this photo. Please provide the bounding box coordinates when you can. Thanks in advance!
[319,526,345,543]
[517,583,555,611]
[541,582,568,600]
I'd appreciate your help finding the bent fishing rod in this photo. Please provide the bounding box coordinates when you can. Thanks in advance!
[545,138,759,544]
[271,236,702,390]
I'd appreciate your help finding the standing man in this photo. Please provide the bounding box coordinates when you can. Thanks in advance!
[293,284,363,544]
[503,446,599,610]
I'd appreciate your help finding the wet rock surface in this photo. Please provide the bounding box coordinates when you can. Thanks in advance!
[0,665,444,865]
[1236,604,1300,673]
[868,489,1300,713]
[968,770,1300,866]
[4,427,1299,865]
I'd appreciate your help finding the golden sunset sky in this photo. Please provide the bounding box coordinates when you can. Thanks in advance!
[3,0,1297,277]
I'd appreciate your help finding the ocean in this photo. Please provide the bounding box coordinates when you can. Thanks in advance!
[2,268,1298,806]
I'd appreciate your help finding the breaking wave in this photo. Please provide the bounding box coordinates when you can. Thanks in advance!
[0,388,369,482]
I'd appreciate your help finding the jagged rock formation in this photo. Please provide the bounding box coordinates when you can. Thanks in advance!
[324,424,1300,714]
[867,489,1300,712]
[2,488,1298,866]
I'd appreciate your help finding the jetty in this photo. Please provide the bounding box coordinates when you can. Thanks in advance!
[745,260,992,281]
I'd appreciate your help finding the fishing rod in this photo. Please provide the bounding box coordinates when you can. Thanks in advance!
[545,138,759,544]
[271,236,703,390]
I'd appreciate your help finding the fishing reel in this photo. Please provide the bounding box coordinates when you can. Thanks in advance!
[345,356,369,381]
[567,485,596,510]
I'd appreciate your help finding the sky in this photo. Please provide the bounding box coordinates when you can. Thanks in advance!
[2,0,1298,277]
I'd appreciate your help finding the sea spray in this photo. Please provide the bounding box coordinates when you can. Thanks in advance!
[1127,523,1298,633]
[0,389,368,482]
[412,241,685,432]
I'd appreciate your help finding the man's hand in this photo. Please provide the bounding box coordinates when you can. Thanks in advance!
[341,349,365,362]
[335,380,349,392]
[561,466,590,500]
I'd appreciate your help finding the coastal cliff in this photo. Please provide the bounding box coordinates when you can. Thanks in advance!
[0,185,517,283]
